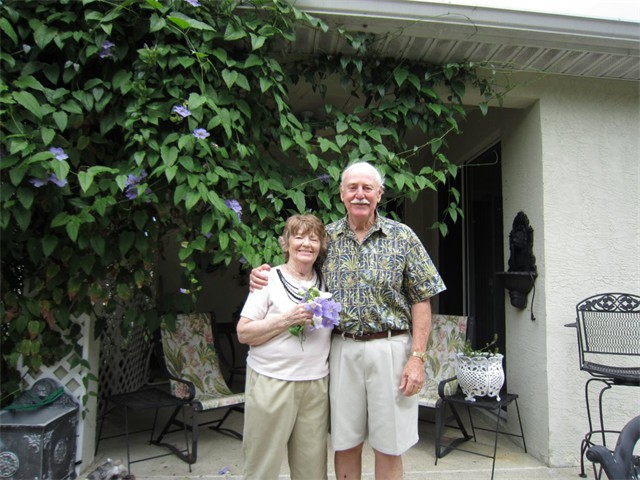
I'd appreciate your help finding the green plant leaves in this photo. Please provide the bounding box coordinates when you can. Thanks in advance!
[0,0,501,409]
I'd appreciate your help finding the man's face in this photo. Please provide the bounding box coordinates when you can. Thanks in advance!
[340,166,383,222]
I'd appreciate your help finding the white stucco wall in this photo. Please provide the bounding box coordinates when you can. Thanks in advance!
[499,73,640,466]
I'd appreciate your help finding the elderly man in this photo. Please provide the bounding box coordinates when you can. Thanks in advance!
[251,161,446,479]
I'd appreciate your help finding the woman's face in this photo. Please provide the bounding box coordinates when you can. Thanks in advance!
[287,229,321,266]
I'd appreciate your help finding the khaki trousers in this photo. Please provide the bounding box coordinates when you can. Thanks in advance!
[243,367,329,480]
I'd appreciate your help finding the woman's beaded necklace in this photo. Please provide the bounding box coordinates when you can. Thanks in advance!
[277,266,319,303]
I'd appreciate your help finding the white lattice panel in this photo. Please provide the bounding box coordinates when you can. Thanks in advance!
[16,313,98,469]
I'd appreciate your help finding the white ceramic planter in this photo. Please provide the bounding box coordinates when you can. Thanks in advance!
[456,353,505,402]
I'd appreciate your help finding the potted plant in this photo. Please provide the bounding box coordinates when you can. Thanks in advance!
[456,335,504,402]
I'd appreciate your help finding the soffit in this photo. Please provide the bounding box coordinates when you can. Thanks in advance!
[286,0,640,81]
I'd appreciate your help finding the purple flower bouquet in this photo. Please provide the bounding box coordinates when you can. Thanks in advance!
[290,286,341,348]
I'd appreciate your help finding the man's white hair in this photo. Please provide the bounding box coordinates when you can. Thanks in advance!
[340,161,385,190]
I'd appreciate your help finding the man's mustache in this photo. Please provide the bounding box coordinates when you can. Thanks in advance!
[351,199,370,205]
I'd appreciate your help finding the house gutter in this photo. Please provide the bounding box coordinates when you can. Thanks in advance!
[291,0,640,56]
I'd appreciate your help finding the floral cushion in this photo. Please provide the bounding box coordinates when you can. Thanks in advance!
[161,313,244,410]
[418,314,468,408]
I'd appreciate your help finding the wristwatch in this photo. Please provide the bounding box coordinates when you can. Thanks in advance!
[410,351,428,362]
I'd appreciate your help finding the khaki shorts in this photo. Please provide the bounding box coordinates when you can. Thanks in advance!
[329,333,418,455]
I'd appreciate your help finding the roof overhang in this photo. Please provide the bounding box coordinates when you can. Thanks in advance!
[290,0,640,81]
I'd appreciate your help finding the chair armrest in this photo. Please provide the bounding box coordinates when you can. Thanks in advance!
[438,376,458,399]
[164,373,196,401]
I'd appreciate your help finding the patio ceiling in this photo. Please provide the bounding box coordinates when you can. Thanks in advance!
[286,0,640,81]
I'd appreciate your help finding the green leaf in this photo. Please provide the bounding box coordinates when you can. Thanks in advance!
[250,33,266,51]
[13,91,43,120]
[280,134,293,151]
[51,160,70,182]
[428,103,442,116]
[393,67,409,87]
[42,235,58,257]
[13,207,31,231]
[78,171,94,192]
[119,231,135,255]
[167,15,189,30]
[30,19,57,49]
[219,231,229,250]
[16,187,34,210]
[289,190,306,212]
[224,21,246,41]
[52,111,68,132]
[0,17,18,45]
[145,0,164,9]
[161,145,179,166]
[244,54,263,68]
[222,69,238,89]
[90,236,105,256]
[65,218,80,242]
[259,77,273,93]
[366,129,382,143]
[149,13,166,32]
[168,12,215,31]
[317,137,340,153]
[51,212,70,228]
[40,127,55,146]
[235,73,250,91]
[133,210,147,230]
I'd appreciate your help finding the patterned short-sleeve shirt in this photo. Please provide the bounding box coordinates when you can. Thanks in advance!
[324,215,446,335]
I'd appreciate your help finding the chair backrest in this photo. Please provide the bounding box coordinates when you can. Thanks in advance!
[160,313,235,401]
[419,314,470,408]
[575,293,640,366]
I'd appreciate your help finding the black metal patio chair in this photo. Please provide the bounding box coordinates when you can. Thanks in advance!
[586,415,640,480]
[156,312,245,464]
[566,293,640,478]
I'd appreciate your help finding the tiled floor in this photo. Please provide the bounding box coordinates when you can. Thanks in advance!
[87,400,584,480]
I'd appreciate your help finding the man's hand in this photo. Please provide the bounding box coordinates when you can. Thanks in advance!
[249,264,271,292]
[399,357,425,397]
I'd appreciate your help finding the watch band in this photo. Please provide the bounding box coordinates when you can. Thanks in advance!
[410,351,428,362]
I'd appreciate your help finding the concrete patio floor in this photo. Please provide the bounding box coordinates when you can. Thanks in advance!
[86,400,586,480]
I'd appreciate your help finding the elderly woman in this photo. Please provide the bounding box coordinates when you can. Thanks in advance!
[237,214,331,480]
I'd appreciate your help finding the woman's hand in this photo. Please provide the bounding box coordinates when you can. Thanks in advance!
[286,303,313,328]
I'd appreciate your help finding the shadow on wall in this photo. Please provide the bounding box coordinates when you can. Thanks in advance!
[156,233,249,323]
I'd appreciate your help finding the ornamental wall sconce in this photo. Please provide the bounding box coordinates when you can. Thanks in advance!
[496,211,538,318]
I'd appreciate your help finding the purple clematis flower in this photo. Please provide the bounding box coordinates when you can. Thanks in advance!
[317,173,331,185]
[185,0,201,6]
[193,128,210,139]
[49,147,68,161]
[306,299,325,318]
[172,105,191,118]
[224,199,242,221]
[321,299,342,327]
[124,169,150,200]
[29,173,67,188]
[49,173,68,187]
[98,40,115,58]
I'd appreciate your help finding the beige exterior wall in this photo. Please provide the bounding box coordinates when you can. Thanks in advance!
[495,74,639,466]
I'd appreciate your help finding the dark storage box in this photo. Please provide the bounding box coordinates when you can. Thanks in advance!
[0,379,78,480]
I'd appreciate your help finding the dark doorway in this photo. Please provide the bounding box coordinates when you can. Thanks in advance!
[438,143,505,355]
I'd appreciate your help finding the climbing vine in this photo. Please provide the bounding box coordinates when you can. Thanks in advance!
[0,0,502,404]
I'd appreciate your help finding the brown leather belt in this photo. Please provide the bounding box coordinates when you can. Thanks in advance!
[332,329,408,341]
